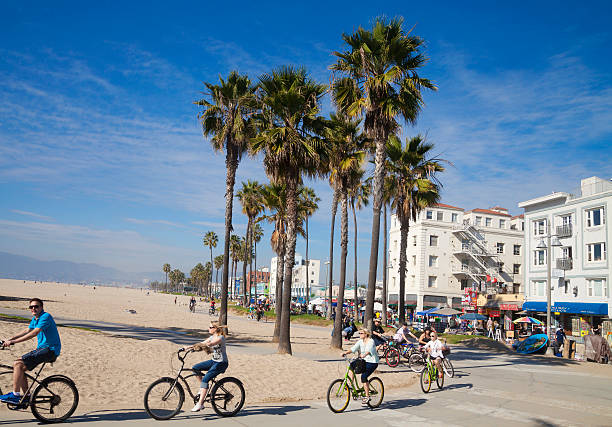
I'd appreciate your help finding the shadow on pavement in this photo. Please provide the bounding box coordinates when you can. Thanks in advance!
[384,397,427,410]
[444,383,473,391]
[198,404,310,419]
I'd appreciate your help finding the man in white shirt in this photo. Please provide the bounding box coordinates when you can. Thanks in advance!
[423,330,444,378]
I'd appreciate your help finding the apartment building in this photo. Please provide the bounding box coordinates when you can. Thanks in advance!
[387,204,524,314]
[269,254,321,302]
[518,176,611,342]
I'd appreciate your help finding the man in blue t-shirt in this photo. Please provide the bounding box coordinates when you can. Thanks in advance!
[1,298,61,404]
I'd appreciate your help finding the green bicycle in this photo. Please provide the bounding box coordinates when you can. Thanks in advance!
[420,355,444,393]
[326,357,384,412]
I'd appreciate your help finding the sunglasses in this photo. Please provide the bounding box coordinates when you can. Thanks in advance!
[29,305,41,309]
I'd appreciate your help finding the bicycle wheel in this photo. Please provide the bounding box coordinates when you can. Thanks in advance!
[367,377,384,408]
[326,379,350,413]
[144,377,184,420]
[210,377,245,417]
[385,347,400,368]
[420,369,431,393]
[409,353,425,373]
[30,376,79,423]
[436,369,444,389]
[442,358,454,378]
[0,371,13,396]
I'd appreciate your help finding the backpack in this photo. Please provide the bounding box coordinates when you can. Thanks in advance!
[351,358,366,374]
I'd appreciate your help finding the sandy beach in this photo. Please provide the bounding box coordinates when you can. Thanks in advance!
[0,279,417,411]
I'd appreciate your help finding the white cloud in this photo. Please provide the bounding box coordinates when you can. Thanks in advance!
[10,210,54,221]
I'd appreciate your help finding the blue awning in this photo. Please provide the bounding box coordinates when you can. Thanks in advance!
[522,301,608,316]
[416,307,440,316]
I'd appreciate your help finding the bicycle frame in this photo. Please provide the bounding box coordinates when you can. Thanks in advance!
[161,349,218,404]
[0,361,48,406]
[336,362,366,399]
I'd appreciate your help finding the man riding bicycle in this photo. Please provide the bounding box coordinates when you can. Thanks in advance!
[0,298,61,404]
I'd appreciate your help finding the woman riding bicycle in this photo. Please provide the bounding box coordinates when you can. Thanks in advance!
[341,329,379,406]
[423,330,444,378]
[186,322,228,412]
[418,327,432,347]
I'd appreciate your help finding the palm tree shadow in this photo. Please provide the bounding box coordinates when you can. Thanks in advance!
[384,397,427,410]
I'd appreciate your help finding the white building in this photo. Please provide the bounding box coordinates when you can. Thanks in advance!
[387,203,524,314]
[269,254,320,302]
[518,176,611,342]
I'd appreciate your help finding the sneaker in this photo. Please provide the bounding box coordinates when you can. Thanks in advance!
[191,403,203,412]
[361,397,371,406]
[0,392,22,404]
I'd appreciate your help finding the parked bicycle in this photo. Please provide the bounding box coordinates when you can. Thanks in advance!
[0,340,79,423]
[326,356,384,412]
[420,355,444,393]
[144,347,245,420]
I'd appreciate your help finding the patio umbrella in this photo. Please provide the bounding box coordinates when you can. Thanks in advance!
[460,313,487,321]
[513,316,543,325]
[433,307,463,316]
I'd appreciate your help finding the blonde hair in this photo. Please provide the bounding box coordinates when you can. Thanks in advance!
[358,328,370,338]
[209,322,228,336]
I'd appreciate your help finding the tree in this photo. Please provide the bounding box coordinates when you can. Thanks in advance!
[251,221,264,301]
[229,235,242,299]
[348,168,370,320]
[195,71,257,327]
[169,269,186,292]
[191,263,206,295]
[252,67,328,354]
[236,180,264,306]
[203,231,218,297]
[332,17,436,330]
[386,134,444,322]
[298,187,320,307]
[326,113,368,349]
[214,255,224,297]
[163,263,171,292]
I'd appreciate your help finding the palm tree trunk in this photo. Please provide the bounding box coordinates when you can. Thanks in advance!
[249,219,254,304]
[399,211,408,323]
[305,216,309,307]
[279,177,298,355]
[382,203,388,326]
[243,221,251,307]
[272,245,285,343]
[221,150,238,328]
[365,131,387,331]
[332,192,349,349]
[254,237,258,303]
[327,186,339,320]
[209,246,214,298]
[352,202,358,321]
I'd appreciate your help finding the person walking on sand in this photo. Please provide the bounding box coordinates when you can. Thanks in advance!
[187,322,229,412]
[1,298,61,404]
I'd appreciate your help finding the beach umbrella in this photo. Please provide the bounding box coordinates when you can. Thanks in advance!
[460,313,487,321]
[513,316,543,325]
[433,307,463,316]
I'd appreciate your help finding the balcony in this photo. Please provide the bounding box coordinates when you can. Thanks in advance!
[556,224,572,238]
[556,257,573,270]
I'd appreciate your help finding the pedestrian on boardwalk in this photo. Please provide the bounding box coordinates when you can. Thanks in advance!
[487,317,494,338]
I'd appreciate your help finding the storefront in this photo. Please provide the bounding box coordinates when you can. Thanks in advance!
[387,293,417,320]
[522,301,608,339]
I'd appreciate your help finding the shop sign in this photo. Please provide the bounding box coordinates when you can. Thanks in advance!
[499,304,519,311]
[462,288,478,308]
[487,309,500,317]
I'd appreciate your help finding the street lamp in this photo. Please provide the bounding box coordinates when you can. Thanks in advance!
[536,224,563,340]
[324,260,331,317]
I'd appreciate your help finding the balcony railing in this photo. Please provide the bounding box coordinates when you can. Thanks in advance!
[556,224,572,238]
[556,257,573,270]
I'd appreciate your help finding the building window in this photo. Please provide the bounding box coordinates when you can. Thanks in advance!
[532,281,546,296]
[562,215,572,225]
[533,219,546,235]
[461,279,469,289]
[564,280,569,294]
[437,211,444,221]
[513,245,521,255]
[413,255,417,266]
[497,262,504,273]
[426,211,433,220]
[451,213,458,223]
[485,218,492,227]
[413,236,417,246]
[496,243,504,254]
[513,264,520,275]
[475,216,482,226]
[428,276,437,288]
[534,250,546,266]
[429,235,438,247]
[586,207,605,228]
[587,278,608,297]
[429,255,438,267]
[587,243,606,262]
[562,246,573,259]
[499,219,506,228]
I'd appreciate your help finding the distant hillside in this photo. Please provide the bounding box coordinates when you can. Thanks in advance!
[0,252,162,286]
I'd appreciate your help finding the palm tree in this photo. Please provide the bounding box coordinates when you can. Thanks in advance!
[214,255,224,297]
[332,17,436,329]
[348,169,370,320]
[386,134,444,323]
[191,263,206,295]
[229,235,241,299]
[203,231,218,297]
[163,263,171,292]
[251,221,264,301]
[326,113,367,349]
[195,71,257,327]
[298,187,320,307]
[252,66,328,354]
[236,180,264,306]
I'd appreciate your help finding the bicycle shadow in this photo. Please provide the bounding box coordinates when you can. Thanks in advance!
[197,404,310,419]
[0,409,151,425]
[383,397,427,410]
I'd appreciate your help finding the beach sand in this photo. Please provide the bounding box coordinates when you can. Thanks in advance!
[0,279,417,411]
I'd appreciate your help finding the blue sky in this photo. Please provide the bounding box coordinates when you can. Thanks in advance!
[1,1,611,282]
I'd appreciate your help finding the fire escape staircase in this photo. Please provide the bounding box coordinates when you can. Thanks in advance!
[452,223,502,286]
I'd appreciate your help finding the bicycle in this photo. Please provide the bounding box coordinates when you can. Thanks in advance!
[208,307,217,316]
[326,356,384,413]
[420,355,444,393]
[144,347,245,420]
[0,341,79,423]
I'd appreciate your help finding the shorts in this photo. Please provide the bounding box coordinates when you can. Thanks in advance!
[361,362,378,383]
[22,347,57,371]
